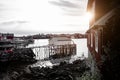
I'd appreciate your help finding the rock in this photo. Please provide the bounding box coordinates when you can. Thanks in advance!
[10,71,20,80]
[59,61,67,66]
[0,58,90,80]
[24,66,31,74]
[47,70,74,80]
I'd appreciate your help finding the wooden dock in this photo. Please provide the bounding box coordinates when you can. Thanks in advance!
[28,44,76,60]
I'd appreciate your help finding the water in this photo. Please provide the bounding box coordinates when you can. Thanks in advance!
[72,39,88,57]
[28,39,88,58]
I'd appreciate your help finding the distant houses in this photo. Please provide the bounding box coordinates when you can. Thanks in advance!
[0,33,34,48]
[0,33,14,40]
[22,33,87,39]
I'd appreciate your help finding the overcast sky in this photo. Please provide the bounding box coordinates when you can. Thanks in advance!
[0,0,88,36]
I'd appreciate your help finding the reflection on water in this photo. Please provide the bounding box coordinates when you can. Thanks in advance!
[28,39,88,59]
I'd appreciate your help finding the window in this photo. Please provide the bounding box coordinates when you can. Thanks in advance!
[87,34,90,46]
[95,31,98,52]
[91,33,93,47]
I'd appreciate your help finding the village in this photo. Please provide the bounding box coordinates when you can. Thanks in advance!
[0,32,89,80]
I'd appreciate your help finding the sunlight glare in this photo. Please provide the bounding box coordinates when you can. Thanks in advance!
[80,12,94,26]
[85,12,94,21]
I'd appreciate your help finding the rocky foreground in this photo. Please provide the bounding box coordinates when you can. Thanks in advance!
[0,48,93,80]
[0,59,90,80]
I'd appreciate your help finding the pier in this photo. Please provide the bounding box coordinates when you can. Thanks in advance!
[27,44,76,60]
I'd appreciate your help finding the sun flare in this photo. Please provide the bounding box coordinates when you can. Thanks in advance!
[85,12,94,21]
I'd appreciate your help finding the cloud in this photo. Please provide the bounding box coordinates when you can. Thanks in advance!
[0,21,28,25]
[0,3,4,7]
[0,21,36,36]
[62,8,85,16]
[0,20,28,33]
[49,0,80,8]
[49,0,88,16]
[0,28,37,36]
[0,3,5,11]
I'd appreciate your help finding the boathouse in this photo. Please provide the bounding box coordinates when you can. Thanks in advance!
[48,36,76,58]
[49,36,74,45]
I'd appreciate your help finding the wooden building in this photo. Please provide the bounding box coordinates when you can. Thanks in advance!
[49,36,74,45]
[48,36,76,58]
[86,0,120,78]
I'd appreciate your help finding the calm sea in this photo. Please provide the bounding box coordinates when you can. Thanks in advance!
[28,39,88,58]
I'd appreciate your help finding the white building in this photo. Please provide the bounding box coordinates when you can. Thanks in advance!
[49,36,74,45]
[48,36,76,58]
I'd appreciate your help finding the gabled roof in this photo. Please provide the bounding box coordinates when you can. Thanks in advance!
[86,8,116,33]
[87,8,115,31]
[93,9,114,26]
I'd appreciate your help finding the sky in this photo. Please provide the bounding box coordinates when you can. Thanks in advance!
[0,0,89,36]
